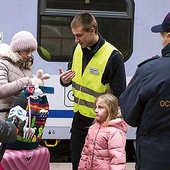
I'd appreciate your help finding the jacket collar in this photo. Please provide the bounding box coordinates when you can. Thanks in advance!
[0,43,23,64]
[162,43,170,57]
[0,43,33,69]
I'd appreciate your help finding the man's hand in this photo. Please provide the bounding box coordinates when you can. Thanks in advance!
[59,68,75,84]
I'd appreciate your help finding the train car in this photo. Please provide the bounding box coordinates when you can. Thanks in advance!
[0,0,170,162]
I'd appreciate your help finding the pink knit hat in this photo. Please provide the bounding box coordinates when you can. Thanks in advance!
[10,31,37,52]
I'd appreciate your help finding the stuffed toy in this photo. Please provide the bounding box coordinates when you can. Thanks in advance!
[32,69,50,87]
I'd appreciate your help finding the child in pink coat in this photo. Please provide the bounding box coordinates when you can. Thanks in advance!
[78,94,129,170]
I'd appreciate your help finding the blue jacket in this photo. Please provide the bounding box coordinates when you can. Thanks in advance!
[119,44,170,170]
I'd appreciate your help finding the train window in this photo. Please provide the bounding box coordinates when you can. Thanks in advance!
[37,0,134,62]
[46,0,126,12]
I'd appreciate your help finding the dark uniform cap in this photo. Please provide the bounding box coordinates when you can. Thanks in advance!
[151,12,170,33]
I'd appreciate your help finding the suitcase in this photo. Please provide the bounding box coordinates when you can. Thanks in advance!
[1,145,50,170]
[0,163,3,170]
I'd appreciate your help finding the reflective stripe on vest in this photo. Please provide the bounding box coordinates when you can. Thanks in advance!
[72,41,119,118]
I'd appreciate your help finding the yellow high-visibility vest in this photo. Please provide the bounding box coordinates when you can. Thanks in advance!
[72,41,119,118]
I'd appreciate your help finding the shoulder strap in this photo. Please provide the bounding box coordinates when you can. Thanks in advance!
[138,55,160,67]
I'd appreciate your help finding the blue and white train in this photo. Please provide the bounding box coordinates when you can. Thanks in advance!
[0,0,170,160]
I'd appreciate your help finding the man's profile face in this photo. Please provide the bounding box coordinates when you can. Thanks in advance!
[72,26,95,48]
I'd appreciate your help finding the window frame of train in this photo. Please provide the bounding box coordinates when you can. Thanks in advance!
[37,0,134,62]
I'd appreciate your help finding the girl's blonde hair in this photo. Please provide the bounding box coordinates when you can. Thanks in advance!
[94,94,118,125]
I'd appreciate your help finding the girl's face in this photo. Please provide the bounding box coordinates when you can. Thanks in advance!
[18,48,34,60]
[95,99,108,122]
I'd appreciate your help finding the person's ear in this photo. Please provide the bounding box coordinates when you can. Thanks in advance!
[90,28,95,34]
[167,32,170,38]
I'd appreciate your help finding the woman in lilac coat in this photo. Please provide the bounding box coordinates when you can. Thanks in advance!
[78,94,129,170]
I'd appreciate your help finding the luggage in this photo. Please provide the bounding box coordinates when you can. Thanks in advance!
[1,145,50,170]
[0,163,3,170]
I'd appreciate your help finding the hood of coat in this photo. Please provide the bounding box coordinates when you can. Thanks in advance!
[0,43,24,65]
[108,118,129,133]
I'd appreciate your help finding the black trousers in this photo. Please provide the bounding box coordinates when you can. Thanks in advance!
[70,112,94,170]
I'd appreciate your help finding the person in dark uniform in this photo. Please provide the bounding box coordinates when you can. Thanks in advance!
[119,12,170,170]
[0,119,17,168]
[59,12,126,170]
[0,119,16,143]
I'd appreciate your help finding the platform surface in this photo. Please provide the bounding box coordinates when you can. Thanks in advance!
[50,163,135,170]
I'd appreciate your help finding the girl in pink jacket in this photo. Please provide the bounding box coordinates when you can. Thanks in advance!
[78,94,129,170]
